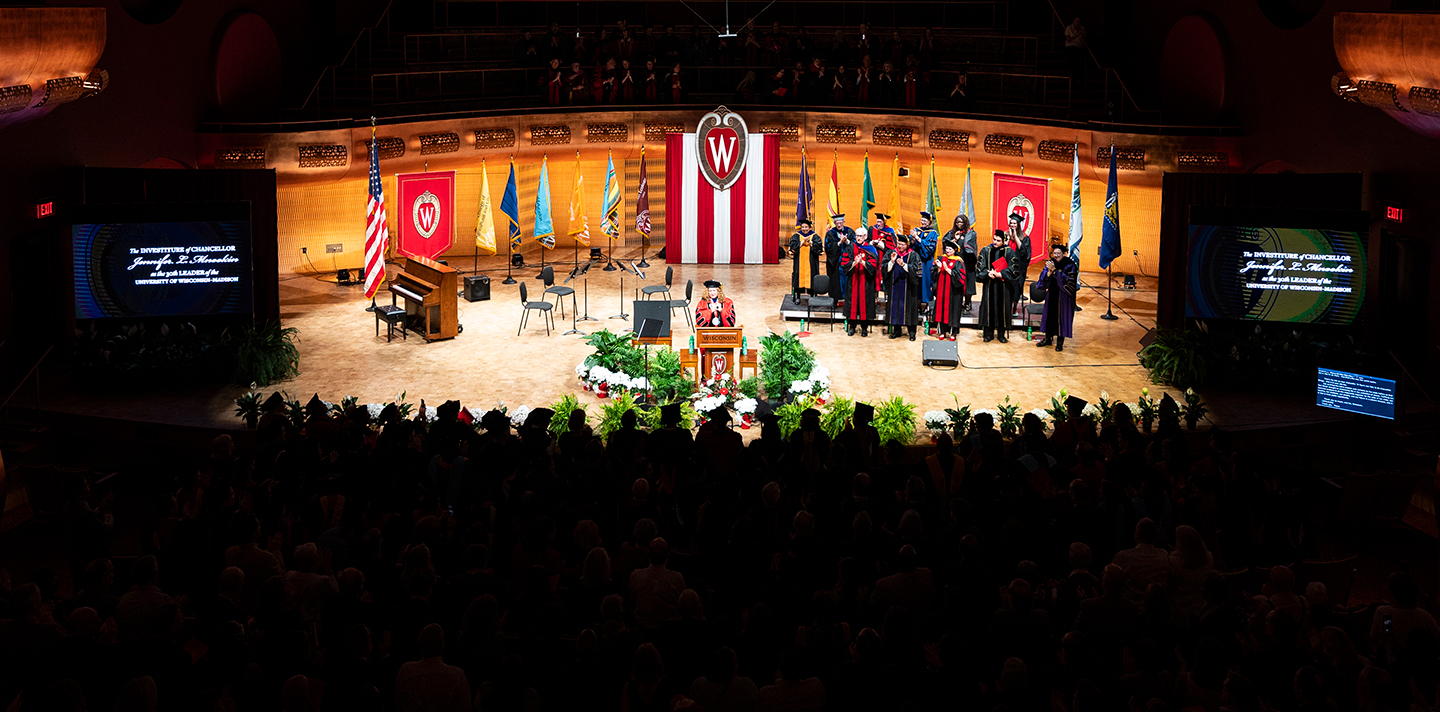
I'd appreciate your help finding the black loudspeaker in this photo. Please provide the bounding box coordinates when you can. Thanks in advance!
[464,275,491,302]
[336,268,353,284]
[1139,328,1158,347]
[921,339,960,367]
[632,300,672,337]
[511,253,525,267]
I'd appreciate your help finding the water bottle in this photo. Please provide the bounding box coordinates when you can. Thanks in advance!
[1027,326,1033,341]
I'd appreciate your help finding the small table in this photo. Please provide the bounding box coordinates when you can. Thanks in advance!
[375,304,407,342]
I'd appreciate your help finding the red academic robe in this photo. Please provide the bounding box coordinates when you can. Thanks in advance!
[644,72,659,103]
[545,68,564,105]
[841,243,879,321]
[932,255,967,328]
[696,297,736,327]
[618,69,635,102]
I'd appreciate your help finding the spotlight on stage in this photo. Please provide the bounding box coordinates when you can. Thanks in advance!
[1123,274,1137,289]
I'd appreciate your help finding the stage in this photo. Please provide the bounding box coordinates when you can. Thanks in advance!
[44,250,1354,434]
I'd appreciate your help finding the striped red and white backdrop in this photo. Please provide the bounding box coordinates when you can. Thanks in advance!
[663,132,781,264]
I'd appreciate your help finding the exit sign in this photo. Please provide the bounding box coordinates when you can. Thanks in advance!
[1384,204,1404,223]
[35,201,54,218]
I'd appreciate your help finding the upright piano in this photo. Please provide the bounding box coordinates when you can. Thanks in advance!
[389,256,459,341]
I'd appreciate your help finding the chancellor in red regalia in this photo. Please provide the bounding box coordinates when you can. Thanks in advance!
[696,280,737,327]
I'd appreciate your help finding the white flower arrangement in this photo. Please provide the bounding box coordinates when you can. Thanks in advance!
[575,363,590,379]
[422,405,438,423]
[790,379,813,396]
[366,403,385,419]
[808,365,831,388]
[694,395,725,413]
[466,407,486,422]
[509,405,531,427]
[1083,403,1102,420]
[923,410,951,431]
[629,376,650,392]
[735,398,758,415]
[321,400,336,412]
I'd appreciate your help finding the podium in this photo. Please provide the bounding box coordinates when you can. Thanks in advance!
[694,326,744,382]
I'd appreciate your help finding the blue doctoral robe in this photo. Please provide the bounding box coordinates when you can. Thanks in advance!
[914,228,939,300]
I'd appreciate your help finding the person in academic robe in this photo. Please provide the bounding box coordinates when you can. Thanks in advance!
[642,60,660,103]
[695,280,736,327]
[788,218,824,299]
[617,59,636,102]
[931,240,967,341]
[544,58,565,105]
[824,214,856,304]
[876,61,897,105]
[910,211,940,317]
[1035,243,1078,351]
[666,62,684,102]
[854,57,873,105]
[884,232,923,341]
[594,58,618,103]
[566,62,589,104]
[870,213,897,253]
[977,229,1021,343]
[944,214,979,313]
[857,226,885,297]
[840,228,878,336]
[1005,212,1032,312]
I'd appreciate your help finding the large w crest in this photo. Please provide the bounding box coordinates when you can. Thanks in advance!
[696,106,749,191]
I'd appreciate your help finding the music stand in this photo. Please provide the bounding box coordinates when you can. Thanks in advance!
[561,263,586,336]
[634,317,663,405]
[568,261,598,322]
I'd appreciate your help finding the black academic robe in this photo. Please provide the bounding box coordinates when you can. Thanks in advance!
[883,248,922,327]
[788,231,824,294]
[946,227,979,297]
[1006,230,1031,302]
[840,242,878,321]
[824,226,856,296]
[932,255,967,329]
[977,244,1020,335]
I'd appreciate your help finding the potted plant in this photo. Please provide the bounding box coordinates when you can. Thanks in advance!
[944,395,972,441]
[1182,388,1209,431]
[735,398,758,428]
[1043,388,1071,424]
[1135,388,1157,433]
[233,385,262,429]
[874,396,918,447]
[994,396,1022,439]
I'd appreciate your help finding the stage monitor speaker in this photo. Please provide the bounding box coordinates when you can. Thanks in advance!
[511,253,524,267]
[921,339,960,367]
[464,275,490,302]
[1139,327,1158,347]
[337,268,353,284]
[632,300,671,337]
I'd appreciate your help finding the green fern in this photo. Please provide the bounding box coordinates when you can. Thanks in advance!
[549,394,584,435]
[873,396,917,446]
[230,321,300,387]
[820,396,854,440]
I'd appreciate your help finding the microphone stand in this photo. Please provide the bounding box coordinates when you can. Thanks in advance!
[562,262,591,335]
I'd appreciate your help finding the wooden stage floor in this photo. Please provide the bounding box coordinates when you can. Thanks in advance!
[47,251,1350,433]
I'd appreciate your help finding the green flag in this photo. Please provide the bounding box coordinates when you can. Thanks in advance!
[924,156,942,219]
[860,153,876,226]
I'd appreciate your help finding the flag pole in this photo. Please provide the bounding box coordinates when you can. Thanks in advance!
[503,153,517,284]
[537,152,548,279]
[366,115,379,312]
[1101,139,1119,320]
[573,151,582,281]
[1102,265,1119,320]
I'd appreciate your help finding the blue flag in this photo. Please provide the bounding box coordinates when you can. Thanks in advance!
[1099,147,1122,270]
[534,155,555,249]
[1068,144,1083,266]
[797,149,813,225]
[959,163,976,227]
[501,158,521,249]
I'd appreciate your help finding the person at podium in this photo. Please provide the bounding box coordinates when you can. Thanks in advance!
[696,280,737,327]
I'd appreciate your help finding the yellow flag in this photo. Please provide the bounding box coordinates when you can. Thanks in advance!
[568,152,590,247]
[888,153,903,234]
[474,160,497,255]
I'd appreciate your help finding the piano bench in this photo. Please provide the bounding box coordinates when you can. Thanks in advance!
[375,305,407,342]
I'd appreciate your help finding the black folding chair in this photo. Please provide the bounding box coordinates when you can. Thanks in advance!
[669,279,695,331]
[541,266,574,319]
[806,274,836,331]
[517,281,554,335]
[642,265,673,300]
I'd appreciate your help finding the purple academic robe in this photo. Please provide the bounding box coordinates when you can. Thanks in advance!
[1038,258,1078,338]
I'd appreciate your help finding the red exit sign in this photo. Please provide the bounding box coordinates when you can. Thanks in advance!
[1384,204,1404,223]
[35,201,54,218]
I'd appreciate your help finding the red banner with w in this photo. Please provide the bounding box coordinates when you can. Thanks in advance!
[395,171,457,261]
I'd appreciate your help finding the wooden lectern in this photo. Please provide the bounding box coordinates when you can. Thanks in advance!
[694,326,744,382]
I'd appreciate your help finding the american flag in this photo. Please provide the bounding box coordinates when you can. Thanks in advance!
[363,128,389,299]
[634,146,650,240]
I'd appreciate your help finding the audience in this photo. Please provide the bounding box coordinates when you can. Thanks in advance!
[0,399,1430,712]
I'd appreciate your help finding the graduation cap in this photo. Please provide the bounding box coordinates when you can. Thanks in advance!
[1065,395,1087,414]
[919,211,934,221]
[941,239,959,251]
[661,403,682,426]
[347,405,372,426]
[437,400,461,421]
[703,280,722,289]
[481,410,510,433]
[895,232,911,242]
[709,406,732,425]
[854,402,875,424]
[1008,212,1025,224]
[305,394,326,417]
[797,217,813,227]
[1160,392,1179,414]
[873,212,891,221]
[994,229,1007,238]
[832,213,846,219]
[262,392,286,412]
